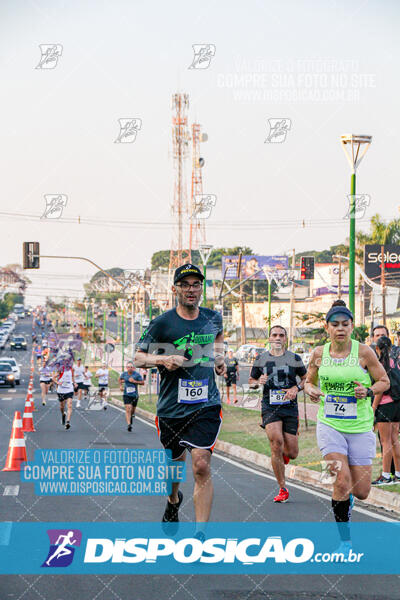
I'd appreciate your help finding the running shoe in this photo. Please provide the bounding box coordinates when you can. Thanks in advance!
[76,401,81,408]
[65,421,70,430]
[273,487,289,503]
[372,474,392,486]
[103,404,107,410]
[283,454,290,465]
[194,531,213,558]
[127,424,132,432]
[392,475,400,484]
[62,412,66,425]
[162,490,183,522]
[42,401,46,406]
[333,541,352,561]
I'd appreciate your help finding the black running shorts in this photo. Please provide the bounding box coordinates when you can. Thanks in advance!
[226,374,237,387]
[123,394,138,406]
[261,405,299,435]
[155,404,223,460]
[375,402,400,423]
[58,392,74,402]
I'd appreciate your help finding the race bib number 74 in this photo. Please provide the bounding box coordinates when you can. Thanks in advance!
[324,394,357,419]
[178,379,209,404]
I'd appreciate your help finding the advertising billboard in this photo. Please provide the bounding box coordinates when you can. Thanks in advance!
[364,244,400,285]
[222,255,289,280]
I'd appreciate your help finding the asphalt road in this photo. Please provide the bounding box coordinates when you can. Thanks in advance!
[104,315,142,343]
[0,317,399,599]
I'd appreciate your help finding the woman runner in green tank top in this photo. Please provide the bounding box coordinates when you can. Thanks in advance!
[305,300,389,556]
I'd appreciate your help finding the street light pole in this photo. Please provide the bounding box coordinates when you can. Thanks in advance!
[102,299,107,351]
[341,134,372,315]
[199,244,213,307]
[83,300,89,329]
[90,298,95,336]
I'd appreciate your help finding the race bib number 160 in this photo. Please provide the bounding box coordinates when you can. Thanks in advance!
[178,379,209,404]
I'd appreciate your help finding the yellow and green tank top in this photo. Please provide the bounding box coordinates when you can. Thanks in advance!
[317,340,373,433]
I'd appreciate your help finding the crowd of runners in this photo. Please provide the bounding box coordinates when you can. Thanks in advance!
[27,261,400,555]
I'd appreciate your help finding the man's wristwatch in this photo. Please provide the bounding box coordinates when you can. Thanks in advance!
[296,384,302,392]
[366,388,374,398]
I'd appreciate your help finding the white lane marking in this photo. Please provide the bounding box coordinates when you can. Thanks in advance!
[107,402,396,523]
[0,397,12,400]
[3,486,19,496]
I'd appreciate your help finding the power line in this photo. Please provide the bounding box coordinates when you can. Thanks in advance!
[0,210,394,231]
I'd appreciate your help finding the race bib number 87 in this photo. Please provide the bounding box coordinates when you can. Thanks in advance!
[178,379,209,404]
[324,394,357,419]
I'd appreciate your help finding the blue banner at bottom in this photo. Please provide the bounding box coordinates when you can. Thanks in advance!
[0,522,399,574]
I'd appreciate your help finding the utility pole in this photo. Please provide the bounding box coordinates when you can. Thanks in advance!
[289,249,296,347]
[338,255,342,299]
[238,254,246,345]
[381,244,387,326]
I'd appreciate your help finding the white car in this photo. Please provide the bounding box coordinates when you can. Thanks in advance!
[2,321,15,333]
[0,357,21,385]
[0,335,7,349]
[236,344,258,363]
[9,313,18,321]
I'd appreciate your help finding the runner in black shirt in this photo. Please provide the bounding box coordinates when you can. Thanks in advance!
[249,325,306,503]
[224,349,239,404]
[135,263,226,536]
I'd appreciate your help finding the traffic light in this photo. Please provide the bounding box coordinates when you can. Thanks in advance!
[23,242,40,269]
[300,256,315,280]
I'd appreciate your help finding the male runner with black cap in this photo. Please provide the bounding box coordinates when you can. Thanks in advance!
[249,325,307,503]
[135,263,226,534]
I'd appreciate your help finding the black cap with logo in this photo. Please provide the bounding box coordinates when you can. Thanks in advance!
[173,263,204,285]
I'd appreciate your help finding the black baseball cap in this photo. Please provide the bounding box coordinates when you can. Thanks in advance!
[173,263,204,285]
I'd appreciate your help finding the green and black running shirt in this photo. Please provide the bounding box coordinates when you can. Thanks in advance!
[137,307,223,418]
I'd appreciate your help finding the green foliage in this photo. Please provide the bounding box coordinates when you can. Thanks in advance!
[352,325,369,342]
[90,268,124,283]
[295,311,328,346]
[296,243,349,265]
[0,293,25,320]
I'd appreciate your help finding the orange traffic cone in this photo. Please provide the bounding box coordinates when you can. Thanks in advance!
[2,411,28,471]
[22,397,35,432]
[27,390,36,412]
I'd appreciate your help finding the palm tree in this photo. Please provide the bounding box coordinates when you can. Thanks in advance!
[357,214,400,246]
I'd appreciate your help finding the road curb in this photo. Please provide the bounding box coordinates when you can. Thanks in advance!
[110,397,400,516]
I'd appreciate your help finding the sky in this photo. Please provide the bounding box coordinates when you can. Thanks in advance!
[0,0,399,304]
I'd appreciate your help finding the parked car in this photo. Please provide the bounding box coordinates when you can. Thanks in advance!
[236,344,257,363]
[248,346,265,363]
[0,328,10,341]
[0,335,7,349]
[0,357,21,384]
[0,363,16,387]
[10,335,27,351]
[0,327,12,339]
[2,320,14,332]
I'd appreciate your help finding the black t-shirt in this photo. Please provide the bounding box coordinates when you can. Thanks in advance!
[225,357,238,376]
[250,350,306,410]
[136,307,223,418]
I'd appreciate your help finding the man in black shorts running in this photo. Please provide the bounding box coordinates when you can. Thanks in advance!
[135,263,226,534]
[249,325,306,503]
[224,349,239,404]
[119,361,144,431]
